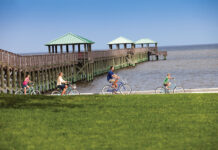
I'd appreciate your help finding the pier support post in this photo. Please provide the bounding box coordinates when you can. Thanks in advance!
[1,66,4,93]
[12,68,16,93]
[32,70,36,90]
[86,63,90,81]
[47,68,51,90]
[148,52,150,61]
[48,46,51,53]
[73,65,77,82]
[55,45,57,53]
[23,71,26,81]
[43,69,46,92]
[72,45,75,53]
[66,65,69,81]
[78,44,80,53]
[54,67,57,87]
[6,66,10,93]
[66,45,69,53]
[52,67,55,89]
[18,69,21,88]
[91,63,94,80]
[60,45,63,53]
[93,61,96,76]
[96,61,99,75]
[52,46,54,53]
[68,65,71,81]
[37,70,40,91]
[45,69,48,91]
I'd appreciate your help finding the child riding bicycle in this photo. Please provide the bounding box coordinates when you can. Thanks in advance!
[22,74,32,95]
[163,73,174,90]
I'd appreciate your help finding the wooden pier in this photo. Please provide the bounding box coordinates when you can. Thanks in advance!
[0,34,167,94]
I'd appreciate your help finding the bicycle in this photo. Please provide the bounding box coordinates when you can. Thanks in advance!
[155,79,184,94]
[102,79,132,95]
[15,83,41,95]
[51,83,80,96]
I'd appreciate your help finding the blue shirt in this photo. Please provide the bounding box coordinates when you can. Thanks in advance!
[107,70,114,81]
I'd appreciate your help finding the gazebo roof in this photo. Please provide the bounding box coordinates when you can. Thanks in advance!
[135,38,157,44]
[45,33,95,46]
[107,36,134,45]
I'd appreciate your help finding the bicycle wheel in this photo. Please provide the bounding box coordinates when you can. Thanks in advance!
[51,91,61,96]
[173,87,185,93]
[102,85,113,95]
[31,90,41,95]
[155,87,166,94]
[119,84,131,95]
[15,89,23,95]
[68,90,80,95]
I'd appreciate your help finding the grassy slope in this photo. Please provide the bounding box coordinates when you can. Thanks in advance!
[0,94,217,150]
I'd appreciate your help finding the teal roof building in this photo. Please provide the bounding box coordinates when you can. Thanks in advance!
[45,33,94,53]
[107,36,135,49]
[135,38,158,48]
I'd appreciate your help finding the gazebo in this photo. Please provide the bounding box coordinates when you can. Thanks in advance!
[108,36,134,50]
[134,38,157,48]
[45,33,95,53]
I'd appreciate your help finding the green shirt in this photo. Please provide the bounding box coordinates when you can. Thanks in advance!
[164,77,169,84]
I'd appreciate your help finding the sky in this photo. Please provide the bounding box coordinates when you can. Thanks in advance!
[0,0,218,53]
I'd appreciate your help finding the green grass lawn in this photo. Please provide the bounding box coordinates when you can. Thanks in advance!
[0,94,217,150]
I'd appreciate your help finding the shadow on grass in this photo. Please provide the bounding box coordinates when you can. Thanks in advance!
[0,94,98,109]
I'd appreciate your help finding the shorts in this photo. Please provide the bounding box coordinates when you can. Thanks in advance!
[22,84,27,88]
[109,79,116,83]
[57,84,65,90]
[163,83,168,86]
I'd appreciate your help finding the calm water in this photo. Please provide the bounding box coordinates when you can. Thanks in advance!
[76,44,218,93]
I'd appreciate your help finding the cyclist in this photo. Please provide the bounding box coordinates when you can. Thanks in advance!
[22,74,32,95]
[57,72,68,95]
[107,66,120,91]
[163,73,174,90]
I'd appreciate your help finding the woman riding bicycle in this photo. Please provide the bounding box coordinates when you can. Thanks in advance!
[57,72,68,95]
[22,74,32,95]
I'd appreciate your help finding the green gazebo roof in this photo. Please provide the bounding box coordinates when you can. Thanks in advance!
[135,38,157,44]
[45,33,95,46]
[108,36,134,45]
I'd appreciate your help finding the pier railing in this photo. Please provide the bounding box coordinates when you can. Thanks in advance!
[0,47,152,68]
[90,49,129,59]
[77,49,132,61]
[132,48,148,54]
[89,48,148,60]
[0,49,78,68]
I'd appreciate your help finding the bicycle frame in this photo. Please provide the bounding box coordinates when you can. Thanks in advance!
[22,86,34,94]
[163,79,177,93]
[108,80,124,92]
[57,84,74,94]
[169,79,177,90]
[156,78,184,94]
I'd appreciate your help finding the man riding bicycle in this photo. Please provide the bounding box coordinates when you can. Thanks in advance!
[107,66,120,90]
[163,73,174,90]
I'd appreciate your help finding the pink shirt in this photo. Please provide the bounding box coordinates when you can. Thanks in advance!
[23,77,30,85]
